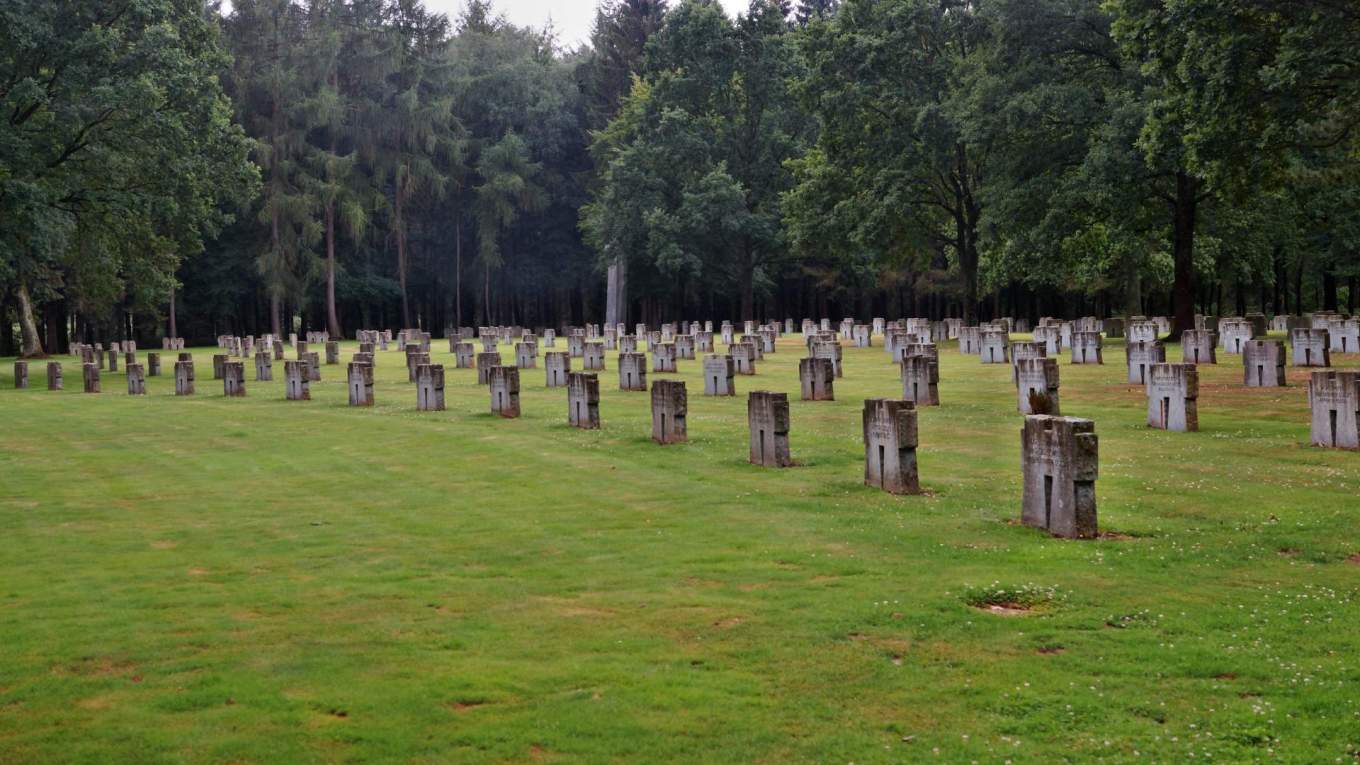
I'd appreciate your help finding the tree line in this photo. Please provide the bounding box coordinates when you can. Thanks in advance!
[2,0,1357,355]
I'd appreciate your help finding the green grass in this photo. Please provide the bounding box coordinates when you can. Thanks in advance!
[1,333,1358,764]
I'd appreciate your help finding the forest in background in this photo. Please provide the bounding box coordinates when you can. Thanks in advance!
[1,0,1357,354]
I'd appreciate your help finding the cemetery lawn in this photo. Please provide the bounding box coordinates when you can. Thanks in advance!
[3,337,1360,765]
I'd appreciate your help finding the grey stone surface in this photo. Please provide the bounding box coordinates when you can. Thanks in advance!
[1126,341,1165,385]
[126,363,146,395]
[1010,341,1046,385]
[584,341,606,371]
[46,362,62,390]
[82,362,101,393]
[1016,357,1060,415]
[1219,318,1255,354]
[1181,330,1217,364]
[702,354,734,396]
[1070,331,1103,365]
[174,360,194,395]
[900,355,939,406]
[284,360,310,400]
[223,361,246,396]
[958,326,982,355]
[651,342,677,373]
[1020,415,1098,539]
[732,342,757,375]
[799,357,835,401]
[454,342,475,368]
[1327,318,1359,353]
[1128,321,1159,344]
[476,352,501,384]
[1147,363,1198,432]
[1242,340,1286,387]
[348,362,374,406]
[1308,370,1360,449]
[489,366,520,417]
[748,391,792,467]
[545,351,571,387]
[650,380,687,444]
[516,341,538,369]
[13,360,27,389]
[416,364,445,411]
[1291,328,1331,367]
[255,352,273,381]
[862,399,920,494]
[618,352,647,391]
[981,330,1009,364]
[567,372,600,429]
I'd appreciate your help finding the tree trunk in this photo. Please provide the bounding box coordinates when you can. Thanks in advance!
[1169,171,1199,340]
[605,255,627,327]
[325,199,341,338]
[1123,254,1142,318]
[1323,267,1338,311]
[396,188,411,328]
[455,219,463,328]
[15,282,45,357]
[270,292,282,339]
[169,283,178,339]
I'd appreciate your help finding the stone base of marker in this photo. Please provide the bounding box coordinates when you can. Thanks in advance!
[476,352,500,384]
[1020,415,1098,539]
[900,355,939,406]
[284,360,311,400]
[174,361,195,395]
[1291,328,1330,367]
[650,380,687,444]
[14,360,28,389]
[748,391,791,467]
[567,372,600,429]
[1181,330,1217,365]
[416,364,445,411]
[489,366,520,418]
[82,363,101,393]
[1126,341,1165,385]
[126,364,146,395]
[46,362,62,390]
[1309,370,1360,449]
[348,363,375,406]
[799,357,835,401]
[1147,363,1198,432]
[702,354,734,396]
[1243,340,1286,387]
[1016,357,1060,415]
[862,399,920,494]
[619,352,647,391]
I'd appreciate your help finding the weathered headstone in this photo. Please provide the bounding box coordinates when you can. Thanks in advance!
[489,366,520,417]
[1016,357,1060,415]
[348,362,374,406]
[1126,341,1165,385]
[650,380,687,444]
[82,363,101,393]
[1308,370,1360,449]
[1291,328,1331,367]
[544,351,570,388]
[476,352,500,384]
[981,330,1009,363]
[862,399,920,494]
[1242,339,1286,387]
[174,360,194,395]
[212,353,227,380]
[516,341,538,369]
[1070,331,1103,365]
[1147,363,1198,432]
[618,352,647,391]
[958,326,982,355]
[1010,341,1046,385]
[811,340,842,378]
[900,354,939,406]
[284,360,310,400]
[13,360,28,389]
[584,341,606,371]
[106,349,119,372]
[222,361,246,396]
[1128,321,1159,344]
[1181,330,1217,364]
[446,342,469,369]
[567,372,600,429]
[254,352,273,381]
[1219,318,1254,354]
[46,362,62,390]
[303,351,322,381]
[1020,415,1098,539]
[675,335,696,360]
[416,364,445,411]
[121,363,144,395]
[1033,325,1062,356]
[652,342,677,373]
[799,356,835,401]
[145,352,160,377]
[703,354,735,396]
[1327,318,1359,354]
[325,341,340,365]
[748,391,792,467]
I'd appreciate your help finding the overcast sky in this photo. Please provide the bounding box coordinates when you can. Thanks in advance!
[422,0,745,48]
